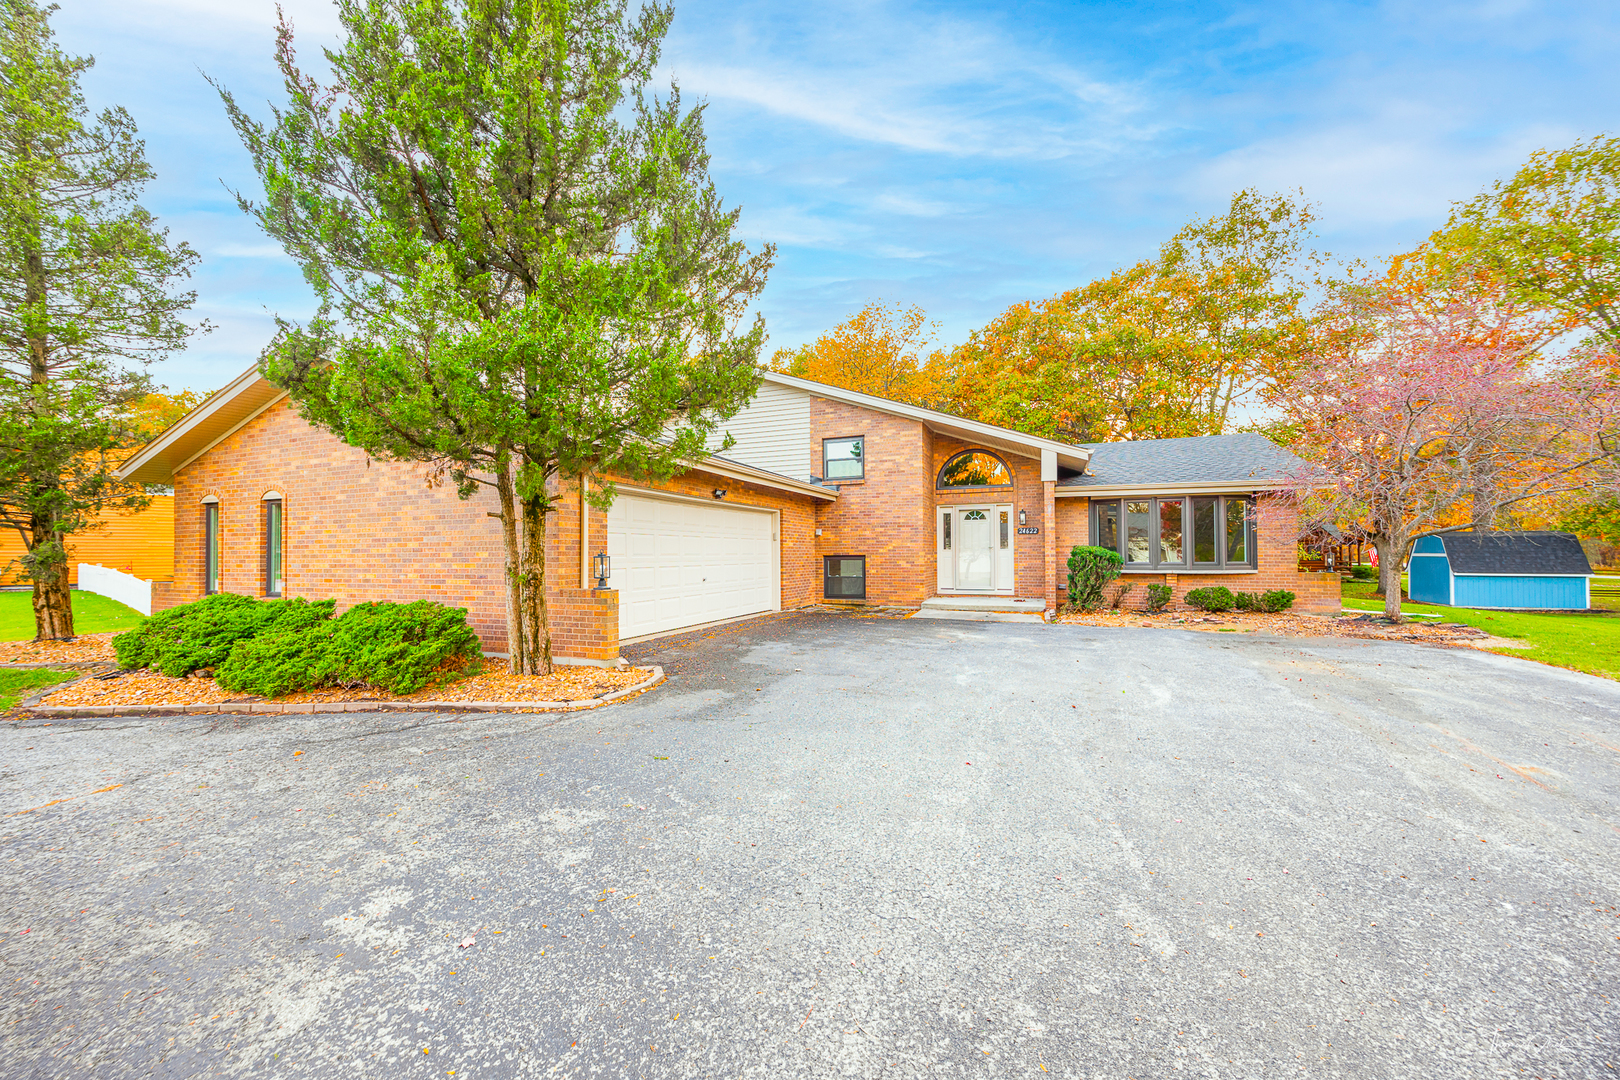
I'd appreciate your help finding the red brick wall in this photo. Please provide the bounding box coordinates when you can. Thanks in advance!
[809,399,935,605]
[1052,493,1341,613]
[168,399,824,658]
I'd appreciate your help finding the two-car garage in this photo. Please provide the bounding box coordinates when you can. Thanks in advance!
[604,492,781,640]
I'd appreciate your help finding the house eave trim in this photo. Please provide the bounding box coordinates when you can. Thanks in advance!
[690,457,838,501]
[761,370,1091,470]
[1054,480,1289,497]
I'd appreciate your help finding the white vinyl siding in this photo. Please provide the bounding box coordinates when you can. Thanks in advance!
[708,381,812,478]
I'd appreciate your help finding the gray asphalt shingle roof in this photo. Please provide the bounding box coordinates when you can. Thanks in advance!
[1057,433,1309,488]
[1439,532,1592,576]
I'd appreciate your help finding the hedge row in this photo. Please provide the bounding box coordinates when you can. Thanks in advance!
[114,594,482,697]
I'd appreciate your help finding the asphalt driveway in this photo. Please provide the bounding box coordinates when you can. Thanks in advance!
[2,612,1618,1078]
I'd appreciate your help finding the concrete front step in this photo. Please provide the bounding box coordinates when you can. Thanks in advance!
[919,595,1049,614]
[911,608,1047,624]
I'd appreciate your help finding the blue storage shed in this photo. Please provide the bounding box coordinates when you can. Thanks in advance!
[1408,531,1592,610]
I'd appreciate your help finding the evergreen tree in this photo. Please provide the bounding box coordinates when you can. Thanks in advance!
[220,0,772,673]
[0,0,202,640]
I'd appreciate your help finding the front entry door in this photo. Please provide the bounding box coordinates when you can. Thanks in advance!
[956,509,994,589]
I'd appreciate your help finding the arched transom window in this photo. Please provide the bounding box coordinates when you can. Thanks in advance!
[937,450,1012,489]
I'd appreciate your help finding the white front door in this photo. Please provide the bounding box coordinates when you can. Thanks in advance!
[956,509,994,589]
[936,504,1015,593]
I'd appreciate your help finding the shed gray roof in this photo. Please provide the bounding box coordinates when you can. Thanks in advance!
[1439,531,1592,576]
[1057,433,1310,489]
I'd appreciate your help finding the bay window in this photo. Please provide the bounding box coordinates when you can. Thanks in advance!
[1090,495,1255,570]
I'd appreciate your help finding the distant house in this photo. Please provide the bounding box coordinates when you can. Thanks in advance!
[1408,531,1592,610]
[0,495,174,590]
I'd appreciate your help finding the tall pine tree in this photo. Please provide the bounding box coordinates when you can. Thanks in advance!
[0,0,203,640]
[219,0,772,673]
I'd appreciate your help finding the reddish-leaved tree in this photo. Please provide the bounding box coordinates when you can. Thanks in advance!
[1271,289,1618,618]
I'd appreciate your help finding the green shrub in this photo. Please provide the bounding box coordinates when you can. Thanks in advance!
[1066,545,1123,611]
[1110,581,1136,610]
[1260,589,1296,613]
[1234,591,1260,612]
[1351,564,1376,581]
[1145,584,1172,613]
[327,601,482,695]
[114,594,335,676]
[213,623,339,698]
[213,599,481,698]
[1185,585,1236,612]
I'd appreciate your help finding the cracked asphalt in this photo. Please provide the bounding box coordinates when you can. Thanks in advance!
[2,611,1618,1078]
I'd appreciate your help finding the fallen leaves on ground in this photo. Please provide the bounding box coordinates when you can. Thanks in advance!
[1053,609,1491,645]
[0,633,118,665]
[36,663,650,709]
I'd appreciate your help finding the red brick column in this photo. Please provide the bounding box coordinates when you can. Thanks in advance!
[548,587,620,662]
[1042,480,1057,610]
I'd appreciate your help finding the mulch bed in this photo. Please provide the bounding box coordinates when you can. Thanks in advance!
[32,664,650,711]
[1053,609,1494,645]
[0,633,119,665]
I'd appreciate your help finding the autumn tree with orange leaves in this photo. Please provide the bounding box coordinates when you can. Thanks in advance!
[931,189,1320,441]
[769,300,939,406]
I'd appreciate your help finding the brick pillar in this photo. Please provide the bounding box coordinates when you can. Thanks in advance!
[1043,480,1057,611]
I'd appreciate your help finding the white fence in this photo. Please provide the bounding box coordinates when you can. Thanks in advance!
[77,563,152,616]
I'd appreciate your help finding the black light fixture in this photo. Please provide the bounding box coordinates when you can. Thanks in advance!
[592,552,611,589]
[1018,509,1027,526]
[712,488,727,499]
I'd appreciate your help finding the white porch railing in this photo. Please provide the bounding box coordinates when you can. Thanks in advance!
[77,563,152,616]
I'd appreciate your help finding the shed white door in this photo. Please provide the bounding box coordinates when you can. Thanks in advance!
[605,494,778,639]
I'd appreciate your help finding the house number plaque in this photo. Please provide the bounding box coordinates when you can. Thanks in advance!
[1016,526,1040,535]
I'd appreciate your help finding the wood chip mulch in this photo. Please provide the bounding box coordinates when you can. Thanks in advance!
[1054,609,1492,645]
[0,633,119,665]
[36,663,650,710]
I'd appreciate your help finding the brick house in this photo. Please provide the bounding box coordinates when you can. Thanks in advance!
[117,364,1338,664]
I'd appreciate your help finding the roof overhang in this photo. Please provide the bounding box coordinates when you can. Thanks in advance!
[119,363,841,503]
[761,370,1091,474]
[686,457,838,502]
[117,365,288,486]
[1055,480,1291,498]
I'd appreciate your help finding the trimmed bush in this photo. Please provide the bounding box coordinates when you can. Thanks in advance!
[1184,585,1236,612]
[114,594,336,677]
[1260,589,1296,613]
[326,600,483,695]
[214,623,339,698]
[1234,591,1260,612]
[1145,584,1172,613]
[1351,564,1376,580]
[1066,545,1123,612]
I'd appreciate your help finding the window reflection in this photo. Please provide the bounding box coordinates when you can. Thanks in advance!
[1125,500,1151,563]
[1158,499,1183,563]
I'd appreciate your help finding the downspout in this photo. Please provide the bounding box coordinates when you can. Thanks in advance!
[580,473,589,589]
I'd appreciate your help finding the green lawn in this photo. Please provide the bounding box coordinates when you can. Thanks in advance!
[0,589,146,642]
[1340,577,1620,681]
[0,667,76,710]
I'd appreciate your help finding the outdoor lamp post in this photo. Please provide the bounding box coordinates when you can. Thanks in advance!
[593,552,610,590]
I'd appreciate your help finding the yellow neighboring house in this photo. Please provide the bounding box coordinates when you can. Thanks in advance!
[0,495,174,588]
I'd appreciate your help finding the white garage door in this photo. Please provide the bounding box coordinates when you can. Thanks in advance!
[605,494,778,639]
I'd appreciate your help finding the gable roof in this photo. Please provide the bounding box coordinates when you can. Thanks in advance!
[1055,433,1310,495]
[760,370,1092,473]
[1438,531,1592,576]
[116,365,838,502]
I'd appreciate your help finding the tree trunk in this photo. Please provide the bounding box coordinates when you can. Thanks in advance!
[519,490,552,676]
[1372,535,1404,621]
[28,515,73,641]
[494,457,528,675]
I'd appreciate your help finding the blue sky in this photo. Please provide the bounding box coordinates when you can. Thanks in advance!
[52,0,1620,394]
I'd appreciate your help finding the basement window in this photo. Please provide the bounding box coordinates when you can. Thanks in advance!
[824,556,866,600]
